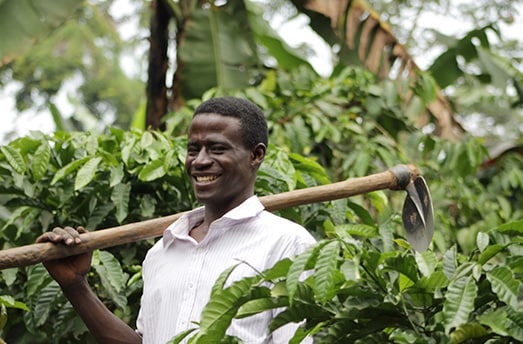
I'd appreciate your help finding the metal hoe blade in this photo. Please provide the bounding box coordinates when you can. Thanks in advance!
[402,176,434,252]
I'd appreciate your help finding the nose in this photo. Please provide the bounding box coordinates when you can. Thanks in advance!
[192,148,212,168]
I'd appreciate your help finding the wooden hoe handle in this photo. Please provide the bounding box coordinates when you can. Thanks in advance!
[0,164,419,270]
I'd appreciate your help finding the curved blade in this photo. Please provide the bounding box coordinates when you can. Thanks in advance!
[402,176,434,252]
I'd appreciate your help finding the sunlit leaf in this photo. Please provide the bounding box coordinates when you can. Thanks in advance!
[111,182,131,224]
[74,156,102,190]
[138,159,165,182]
[314,240,340,304]
[1,146,26,174]
[50,156,90,185]
[31,141,51,181]
[415,250,438,277]
[286,242,324,306]
[443,275,478,333]
[477,307,523,341]
[486,266,520,309]
[450,323,489,343]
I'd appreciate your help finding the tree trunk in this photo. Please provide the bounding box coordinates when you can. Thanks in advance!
[145,0,171,130]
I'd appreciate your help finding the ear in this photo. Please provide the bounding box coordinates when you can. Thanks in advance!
[251,143,266,168]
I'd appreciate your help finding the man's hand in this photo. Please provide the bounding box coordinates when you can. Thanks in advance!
[36,226,92,289]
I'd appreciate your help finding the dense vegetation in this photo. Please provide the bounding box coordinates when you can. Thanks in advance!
[0,0,522,342]
[1,65,521,342]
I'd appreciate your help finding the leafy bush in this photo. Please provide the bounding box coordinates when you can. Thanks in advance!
[1,65,522,342]
[0,127,332,342]
[171,219,522,343]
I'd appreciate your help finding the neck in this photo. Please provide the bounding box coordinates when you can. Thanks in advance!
[204,194,252,222]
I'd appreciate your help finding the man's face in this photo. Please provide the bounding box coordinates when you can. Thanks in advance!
[185,113,262,214]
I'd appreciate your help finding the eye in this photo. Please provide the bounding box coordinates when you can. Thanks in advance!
[187,145,199,156]
[210,145,227,154]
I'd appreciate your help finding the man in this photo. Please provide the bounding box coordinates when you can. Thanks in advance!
[37,96,317,343]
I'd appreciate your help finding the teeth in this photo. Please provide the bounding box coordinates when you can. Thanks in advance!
[196,175,217,182]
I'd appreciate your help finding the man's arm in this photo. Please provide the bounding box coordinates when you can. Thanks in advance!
[61,277,142,343]
[36,226,141,343]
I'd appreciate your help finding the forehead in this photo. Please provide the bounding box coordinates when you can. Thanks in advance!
[188,113,242,140]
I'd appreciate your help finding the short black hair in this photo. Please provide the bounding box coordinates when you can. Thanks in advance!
[193,96,268,149]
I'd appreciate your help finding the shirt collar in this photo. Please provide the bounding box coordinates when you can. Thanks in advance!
[162,195,264,248]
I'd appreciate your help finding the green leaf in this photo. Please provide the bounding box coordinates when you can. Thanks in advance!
[26,264,49,298]
[486,266,520,309]
[92,251,127,309]
[49,102,74,132]
[286,242,324,306]
[0,295,28,311]
[86,203,115,230]
[211,264,240,298]
[196,275,263,340]
[414,270,449,291]
[491,219,523,236]
[1,145,27,174]
[450,323,489,343]
[346,200,376,226]
[109,164,125,187]
[130,100,146,130]
[314,240,341,304]
[385,255,419,283]
[236,297,288,319]
[31,141,51,181]
[140,131,154,148]
[74,156,103,191]
[476,232,489,252]
[262,258,292,281]
[1,206,31,235]
[1,268,17,287]
[167,328,197,344]
[288,152,330,185]
[0,0,83,65]
[50,156,90,185]
[177,2,259,99]
[33,282,61,326]
[443,246,457,279]
[443,275,478,333]
[111,182,131,224]
[138,159,165,182]
[477,307,523,341]
[96,250,125,293]
[415,250,439,277]
[339,223,378,238]
[269,299,328,333]
[477,244,507,265]
[245,1,314,71]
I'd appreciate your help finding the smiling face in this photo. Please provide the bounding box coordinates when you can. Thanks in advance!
[185,113,265,216]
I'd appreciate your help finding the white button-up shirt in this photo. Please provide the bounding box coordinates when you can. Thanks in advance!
[136,196,316,343]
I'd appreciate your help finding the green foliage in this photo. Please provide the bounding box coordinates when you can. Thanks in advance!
[428,24,523,144]
[1,65,522,342]
[0,124,333,341]
[0,0,144,130]
[177,65,428,183]
[162,66,522,342]
[175,219,522,343]
[0,0,84,65]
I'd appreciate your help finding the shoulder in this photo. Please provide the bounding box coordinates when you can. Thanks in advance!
[257,210,316,246]
[258,210,303,228]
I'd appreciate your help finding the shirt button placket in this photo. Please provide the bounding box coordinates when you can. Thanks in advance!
[176,245,202,332]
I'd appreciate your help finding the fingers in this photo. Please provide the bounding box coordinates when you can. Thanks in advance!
[36,226,86,245]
